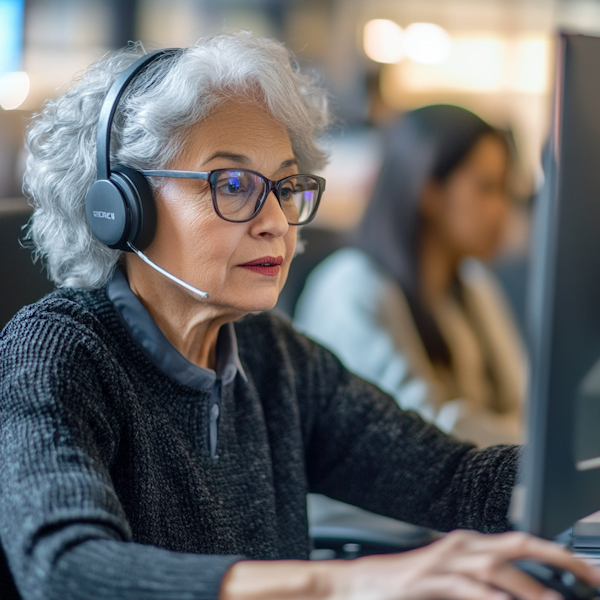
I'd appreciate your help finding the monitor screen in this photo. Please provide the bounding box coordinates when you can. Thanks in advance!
[513,32,600,540]
[0,0,25,75]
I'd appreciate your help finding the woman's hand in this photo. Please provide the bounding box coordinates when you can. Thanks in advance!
[220,530,600,600]
[335,530,600,600]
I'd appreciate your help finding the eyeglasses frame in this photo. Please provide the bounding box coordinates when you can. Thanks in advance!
[140,168,326,226]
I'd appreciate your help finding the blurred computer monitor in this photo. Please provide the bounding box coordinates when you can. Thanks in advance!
[514,32,600,541]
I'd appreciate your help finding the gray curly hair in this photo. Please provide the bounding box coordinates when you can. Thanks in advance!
[23,32,330,288]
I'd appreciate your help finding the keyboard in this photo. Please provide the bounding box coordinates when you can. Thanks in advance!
[572,520,600,565]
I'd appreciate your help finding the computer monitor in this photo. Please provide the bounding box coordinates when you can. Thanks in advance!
[513,32,600,541]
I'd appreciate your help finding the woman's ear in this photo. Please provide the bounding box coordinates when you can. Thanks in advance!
[419,178,444,222]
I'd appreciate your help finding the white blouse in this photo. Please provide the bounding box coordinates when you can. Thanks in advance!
[294,247,526,448]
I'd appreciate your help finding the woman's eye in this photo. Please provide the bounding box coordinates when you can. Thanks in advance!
[217,177,246,195]
[279,183,296,200]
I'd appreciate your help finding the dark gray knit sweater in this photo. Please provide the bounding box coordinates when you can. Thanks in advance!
[0,287,518,600]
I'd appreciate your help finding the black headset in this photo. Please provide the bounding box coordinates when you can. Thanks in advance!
[85,49,180,252]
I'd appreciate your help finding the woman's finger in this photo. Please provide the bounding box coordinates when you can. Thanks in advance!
[486,562,564,600]
[439,551,560,600]
[444,531,600,586]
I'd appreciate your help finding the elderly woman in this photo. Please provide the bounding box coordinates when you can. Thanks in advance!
[0,33,596,600]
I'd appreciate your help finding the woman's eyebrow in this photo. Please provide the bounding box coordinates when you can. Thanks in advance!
[280,158,299,169]
[203,151,249,165]
[202,152,298,170]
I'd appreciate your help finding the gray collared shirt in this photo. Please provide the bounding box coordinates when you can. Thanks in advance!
[107,267,247,391]
[107,267,247,459]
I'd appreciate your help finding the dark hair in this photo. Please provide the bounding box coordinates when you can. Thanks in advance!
[357,104,508,366]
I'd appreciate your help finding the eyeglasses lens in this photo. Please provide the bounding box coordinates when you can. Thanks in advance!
[213,170,263,221]
[278,176,319,225]
[212,170,319,224]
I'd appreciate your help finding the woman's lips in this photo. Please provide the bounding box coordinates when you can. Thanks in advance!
[239,256,283,276]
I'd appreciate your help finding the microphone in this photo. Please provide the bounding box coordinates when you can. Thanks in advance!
[127,242,210,299]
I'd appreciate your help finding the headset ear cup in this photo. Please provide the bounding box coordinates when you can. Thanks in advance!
[85,167,157,252]
[85,178,130,249]
[111,166,157,251]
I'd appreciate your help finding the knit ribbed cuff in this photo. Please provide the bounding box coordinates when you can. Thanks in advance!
[47,539,244,600]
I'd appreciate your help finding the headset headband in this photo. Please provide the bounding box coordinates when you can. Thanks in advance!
[96,48,180,181]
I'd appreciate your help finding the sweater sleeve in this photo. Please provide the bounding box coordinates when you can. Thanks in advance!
[0,305,241,600]
[300,335,519,534]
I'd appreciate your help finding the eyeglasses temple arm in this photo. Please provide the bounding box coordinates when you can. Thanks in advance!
[140,170,210,180]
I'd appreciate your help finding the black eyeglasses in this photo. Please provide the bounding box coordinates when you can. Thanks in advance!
[140,168,326,226]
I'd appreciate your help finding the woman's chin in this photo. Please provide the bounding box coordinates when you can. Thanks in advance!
[244,297,280,314]
[224,289,281,315]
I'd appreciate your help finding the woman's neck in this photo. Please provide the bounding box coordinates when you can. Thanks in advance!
[418,228,460,309]
[123,263,240,371]
[143,301,224,370]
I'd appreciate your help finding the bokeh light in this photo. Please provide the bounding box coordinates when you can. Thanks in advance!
[0,71,30,110]
[403,22,452,65]
[363,19,404,64]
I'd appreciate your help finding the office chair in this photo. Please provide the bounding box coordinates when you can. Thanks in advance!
[0,198,54,332]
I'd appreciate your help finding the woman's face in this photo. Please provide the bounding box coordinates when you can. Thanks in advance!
[422,134,510,261]
[134,98,298,315]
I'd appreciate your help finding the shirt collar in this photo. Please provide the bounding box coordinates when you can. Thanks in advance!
[107,267,247,390]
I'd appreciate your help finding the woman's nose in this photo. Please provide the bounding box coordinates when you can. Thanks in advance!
[251,190,289,237]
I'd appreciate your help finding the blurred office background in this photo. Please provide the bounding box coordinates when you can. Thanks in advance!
[2,0,600,329]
